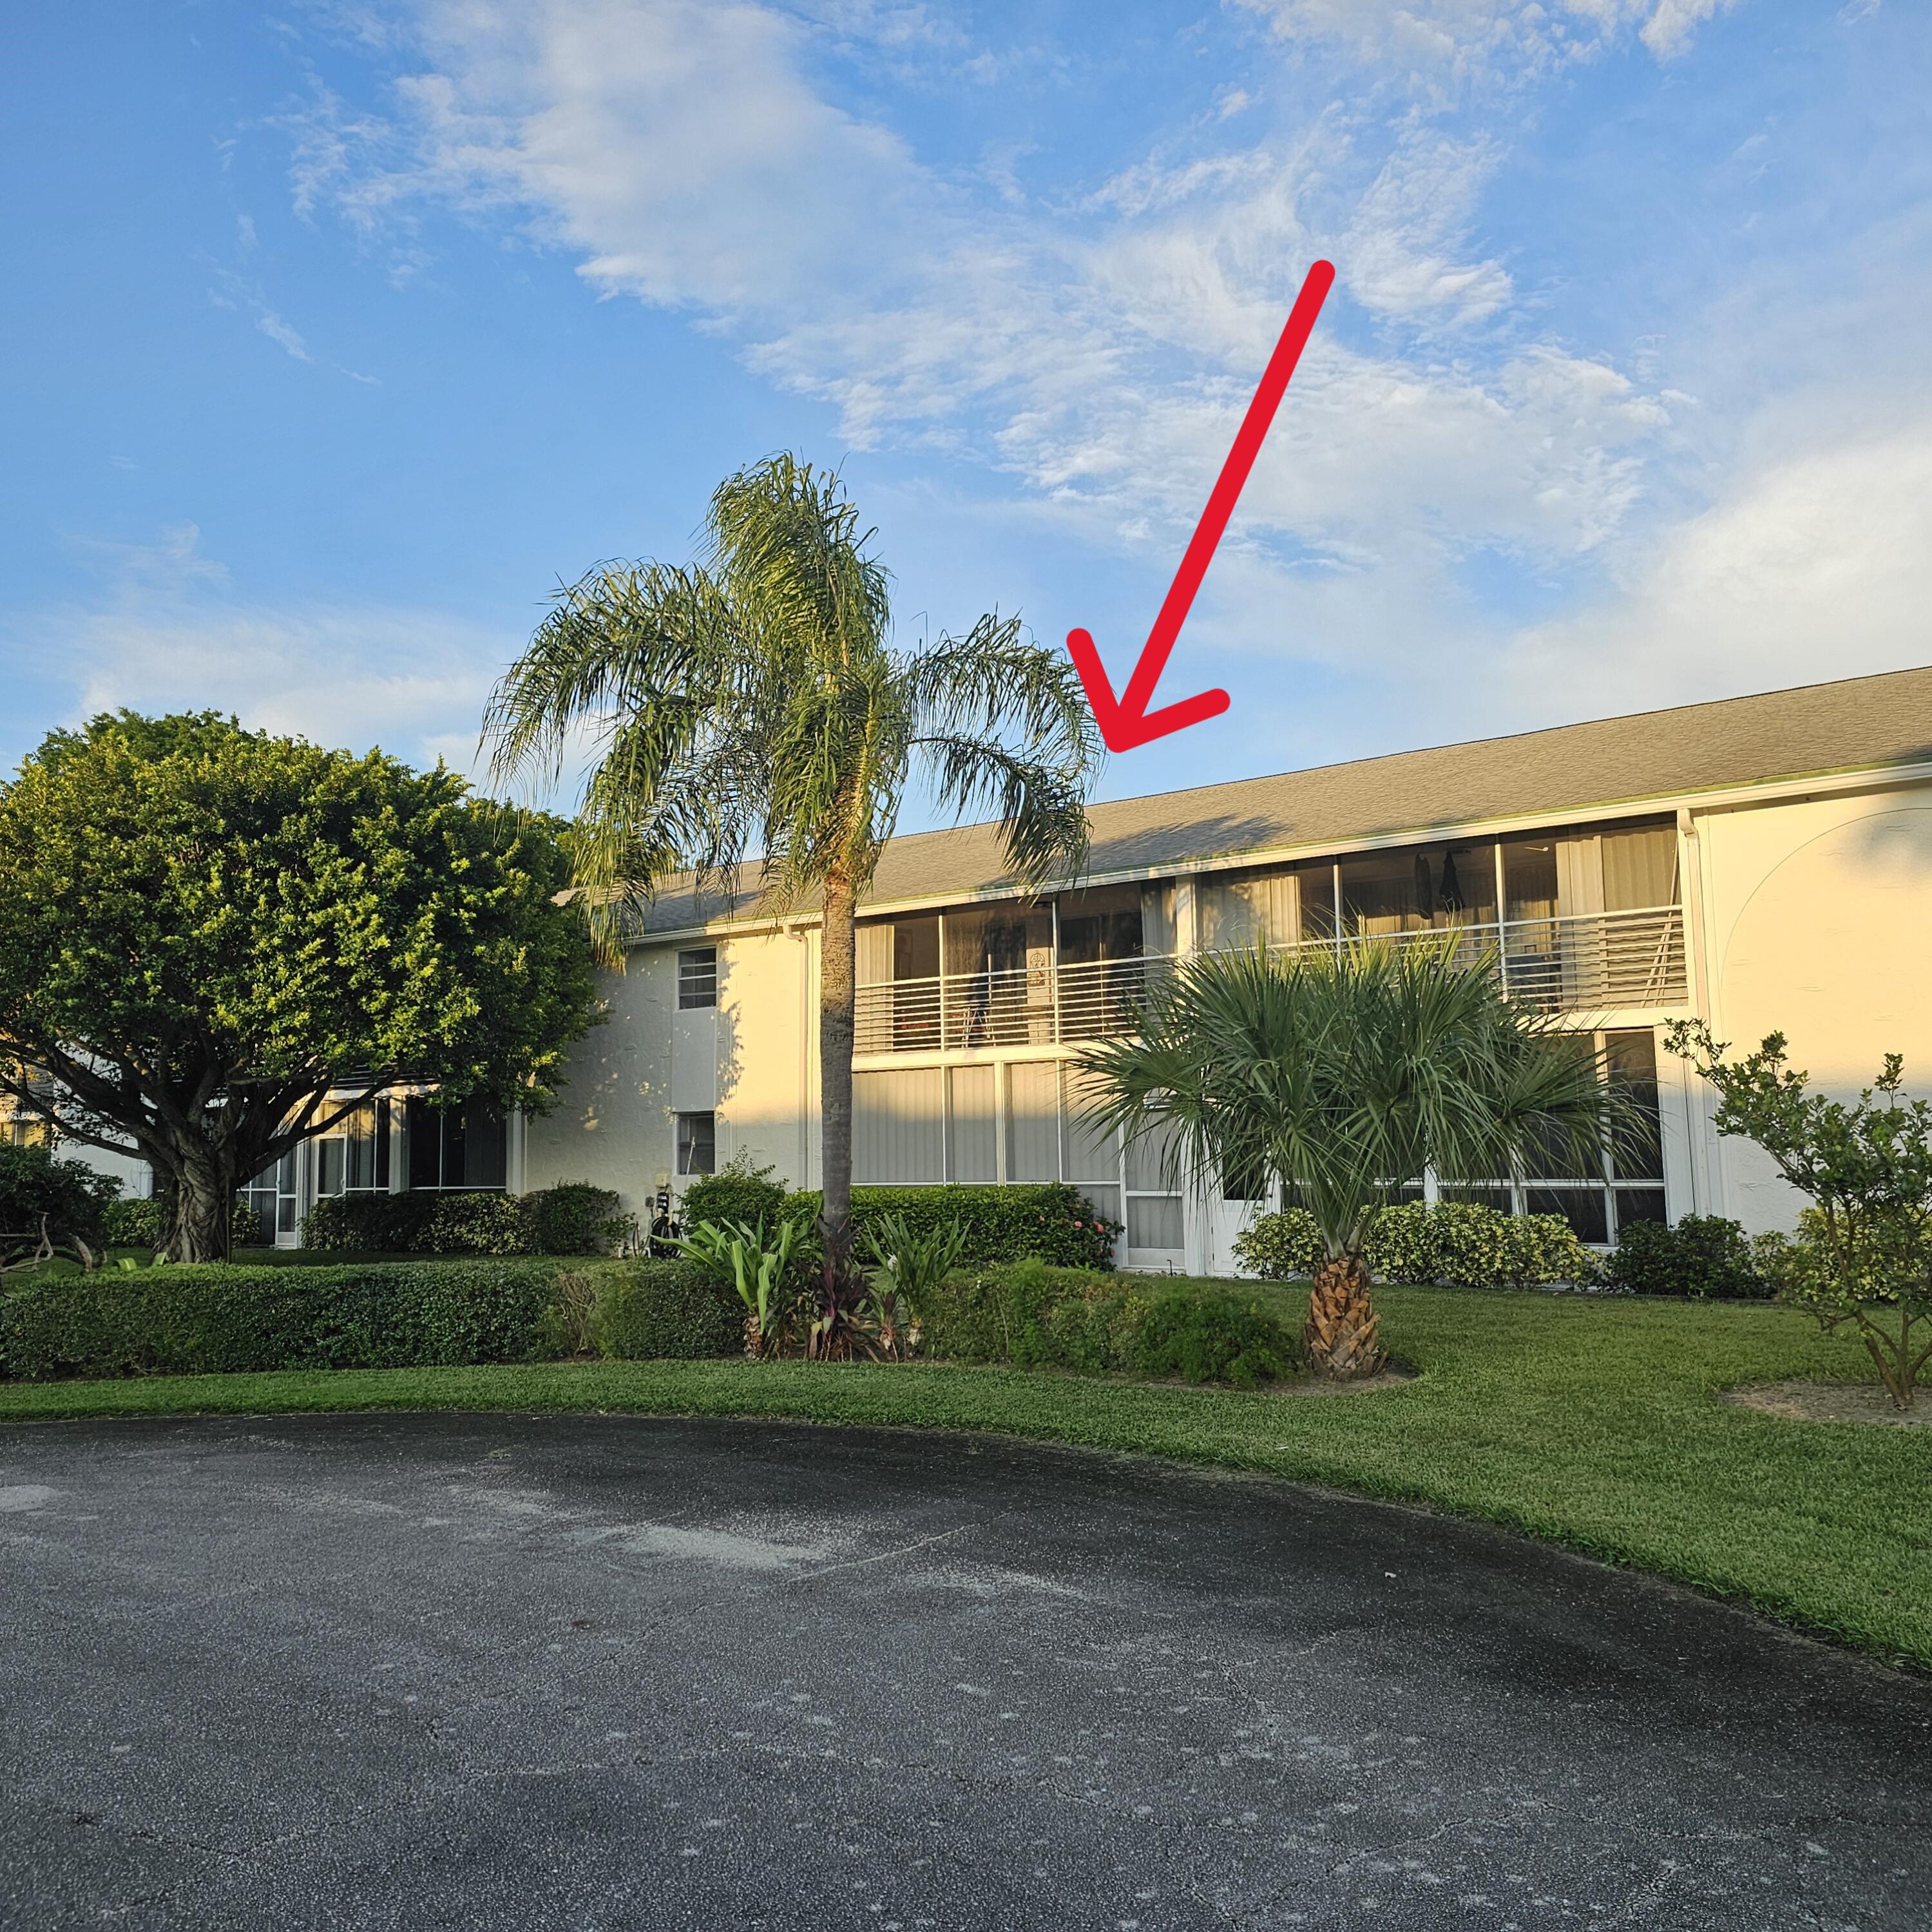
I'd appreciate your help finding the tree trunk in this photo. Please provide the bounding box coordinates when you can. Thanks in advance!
[1304,1253,1385,1378]
[167,1149,235,1265]
[818,868,858,1296]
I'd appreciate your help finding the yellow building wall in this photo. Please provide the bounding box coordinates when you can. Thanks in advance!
[713,925,818,1191]
[1697,779,1932,1233]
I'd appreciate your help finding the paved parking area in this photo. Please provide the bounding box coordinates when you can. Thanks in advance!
[2,1411,1928,1929]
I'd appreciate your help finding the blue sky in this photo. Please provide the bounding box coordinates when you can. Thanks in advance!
[5,0,1928,821]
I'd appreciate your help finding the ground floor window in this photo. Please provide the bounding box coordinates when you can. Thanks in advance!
[314,1098,390,1199]
[849,1061,1179,1267]
[240,1149,300,1241]
[406,1097,507,1191]
[676,1109,716,1177]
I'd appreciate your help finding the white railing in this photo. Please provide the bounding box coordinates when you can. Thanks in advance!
[852,905,1685,1055]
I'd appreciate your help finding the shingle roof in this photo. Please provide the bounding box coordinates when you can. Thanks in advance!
[637,664,1932,935]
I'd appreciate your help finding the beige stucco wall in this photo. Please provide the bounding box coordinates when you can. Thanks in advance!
[1695,780,1932,1234]
[713,925,818,1191]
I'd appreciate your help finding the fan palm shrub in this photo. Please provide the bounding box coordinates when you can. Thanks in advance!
[1075,941,1616,1377]
[484,455,1099,1348]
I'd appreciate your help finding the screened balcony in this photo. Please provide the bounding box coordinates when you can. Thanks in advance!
[853,904,1684,1055]
[852,821,1687,1057]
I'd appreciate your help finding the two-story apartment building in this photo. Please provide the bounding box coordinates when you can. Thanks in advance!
[508,664,1932,1272]
[45,666,1927,1267]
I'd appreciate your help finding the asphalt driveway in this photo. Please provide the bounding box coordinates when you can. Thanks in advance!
[2,1412,1927,1931]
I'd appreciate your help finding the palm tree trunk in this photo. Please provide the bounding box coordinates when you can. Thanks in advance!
[1304,1253,1384,1378]
[818,868,857,1291]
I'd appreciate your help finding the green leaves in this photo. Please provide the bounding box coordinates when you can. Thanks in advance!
[1076,940,1616,1261]
[0,711,599,1256]
[1669,1020,1932,1403]
[483,454,1100,933]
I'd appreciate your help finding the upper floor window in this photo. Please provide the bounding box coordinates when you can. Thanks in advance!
[678,946,718,1009]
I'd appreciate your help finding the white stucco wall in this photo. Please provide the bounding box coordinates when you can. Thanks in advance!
[1695,780,1932,1234]
[522,924,821,1215]
[522,944,678,1219]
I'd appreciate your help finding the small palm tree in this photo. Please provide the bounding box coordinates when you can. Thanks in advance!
[1075,941,1616,1376]
[484,455,1100,1338]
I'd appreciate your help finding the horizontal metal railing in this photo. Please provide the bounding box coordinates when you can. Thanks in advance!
[852,906,1685,1055]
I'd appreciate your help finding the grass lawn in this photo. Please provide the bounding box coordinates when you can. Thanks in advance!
[2,1283,1928,1668]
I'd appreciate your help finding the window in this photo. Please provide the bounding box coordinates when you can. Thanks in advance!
[677,947,718,1010]
[676,1110,716,1176]
[240,1149,300,1241]
[314,1099,390,1198]
[406,1098,507,1191]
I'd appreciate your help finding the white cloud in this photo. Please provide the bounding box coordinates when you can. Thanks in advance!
[23,527,507,776]
[1507,416,1932,711]
[1236,0,1748,77]
[297,0,1666,589]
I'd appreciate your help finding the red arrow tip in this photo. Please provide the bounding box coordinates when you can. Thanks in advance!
[1066,627,1230,752]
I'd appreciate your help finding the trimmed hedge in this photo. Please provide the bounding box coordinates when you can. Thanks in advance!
[777,1184,1121,1272]
[919,1261,1294,1388]
[1234,1200,1598,1289]
[590,1261,741,1361]
[301,1183,631,1257]
[1603,1215,1772,1300]
[0,1259,577,1381]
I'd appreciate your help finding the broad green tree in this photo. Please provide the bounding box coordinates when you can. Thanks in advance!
[1076,942,1616,1375]
[484,455,1099,1340]
[1669,1020,1932,1407]
[0,713,600,1262]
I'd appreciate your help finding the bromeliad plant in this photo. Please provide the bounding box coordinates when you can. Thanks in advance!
[1669,1020,1932,1407]
[859,1210,966,1361]
[1077,941,1618,1379]
[676,1217,811,1359]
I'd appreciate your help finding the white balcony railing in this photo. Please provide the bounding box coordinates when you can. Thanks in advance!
[852,905,1686,1057]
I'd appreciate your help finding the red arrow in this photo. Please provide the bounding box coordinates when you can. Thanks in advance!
[1066,258,1336,751]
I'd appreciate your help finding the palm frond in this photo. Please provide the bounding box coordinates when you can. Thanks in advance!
[1074,940,1616,1258]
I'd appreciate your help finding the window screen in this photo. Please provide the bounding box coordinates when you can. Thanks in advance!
[676,1110,716,1176]
[677,948,718,1010]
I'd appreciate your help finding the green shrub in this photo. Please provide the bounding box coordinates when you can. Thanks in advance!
[522,1181,636,1256]
[0,1258,570,1380]
[590,1261,741,1361]
[303,1185,633,1257]
[785,1184,1120,1271]
[1605,1214,1772,1300]
[1127,1288,1296,1389]
[0,1144,120,1250]
[1232,1207,1325,1281]
[1233,1199,1597,1289]
[680,1154,791,1234]
[919,1261,1294,1387]
[1364,1203,1438,1285]
[101,1194,262,1252]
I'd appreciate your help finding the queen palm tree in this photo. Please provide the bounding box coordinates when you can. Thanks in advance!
[1075,940,1616,1376]
[484,455,1100,1337]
